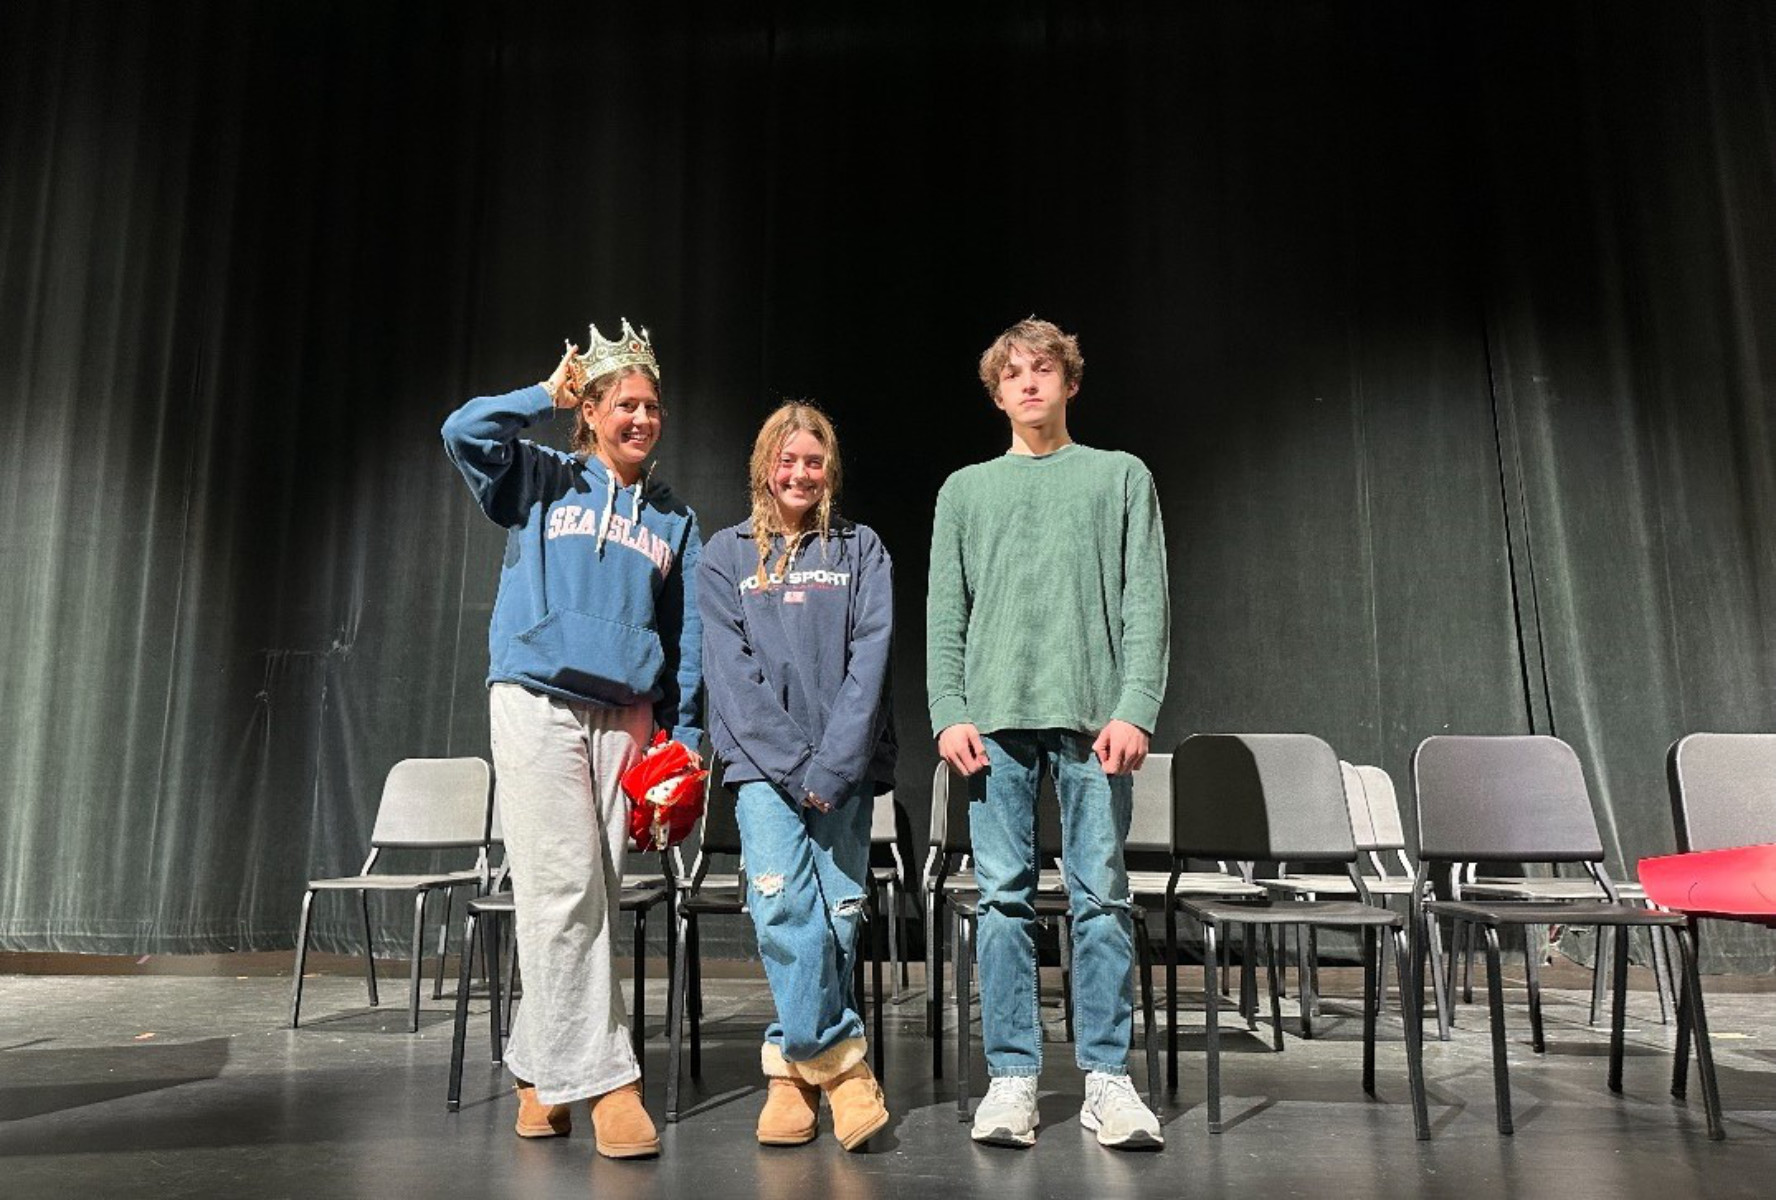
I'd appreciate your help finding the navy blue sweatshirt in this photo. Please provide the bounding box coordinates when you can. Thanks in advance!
[699,521,896,803]
[441,385,703,747]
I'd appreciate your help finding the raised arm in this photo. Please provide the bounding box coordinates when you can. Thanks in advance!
[440,345,584,527]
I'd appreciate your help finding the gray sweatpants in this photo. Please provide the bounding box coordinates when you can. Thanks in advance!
[489,681,651,1105]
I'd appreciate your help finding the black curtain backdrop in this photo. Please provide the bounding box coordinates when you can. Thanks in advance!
[2,2,1772,970]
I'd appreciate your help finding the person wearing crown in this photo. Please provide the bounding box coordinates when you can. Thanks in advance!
[927,317,1169,1150]
[442,319,702,1159]
[698,403,896,1151]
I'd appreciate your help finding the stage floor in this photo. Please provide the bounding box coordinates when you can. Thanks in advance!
[2,963,1774,1198]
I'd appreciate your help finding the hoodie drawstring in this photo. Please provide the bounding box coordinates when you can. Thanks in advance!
[594,462,653,557]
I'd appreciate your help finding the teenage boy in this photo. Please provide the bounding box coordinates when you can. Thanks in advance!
[927,317,1169,1151]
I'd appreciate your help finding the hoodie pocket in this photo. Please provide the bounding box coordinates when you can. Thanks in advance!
[509,609,666,703]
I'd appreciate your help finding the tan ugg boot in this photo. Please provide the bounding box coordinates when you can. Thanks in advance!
[513,1083,572,1138]
[757,1043,820,1146]
[821,1062,889,1152]
[589,1080,660,1159]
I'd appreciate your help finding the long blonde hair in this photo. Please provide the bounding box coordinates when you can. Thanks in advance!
[748,402,841,589]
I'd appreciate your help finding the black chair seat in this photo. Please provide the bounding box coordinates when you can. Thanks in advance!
[308,873,478,891]
[1430,899,1687,928]
[1181,898,1403,927]
[679,886,746,914]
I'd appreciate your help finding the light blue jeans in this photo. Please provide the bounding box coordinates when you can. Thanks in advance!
[734,780,872,1062]
[971,729,1135,1077]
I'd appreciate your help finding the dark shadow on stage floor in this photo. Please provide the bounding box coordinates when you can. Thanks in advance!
[0,1038,230,1122]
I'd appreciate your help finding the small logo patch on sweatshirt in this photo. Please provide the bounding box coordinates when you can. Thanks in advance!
[784,591,806,604]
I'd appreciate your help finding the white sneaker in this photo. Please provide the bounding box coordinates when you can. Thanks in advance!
[970,1075,1040,1147]
[1081,1071,1164,1150]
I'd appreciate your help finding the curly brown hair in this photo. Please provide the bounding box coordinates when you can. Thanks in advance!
[976,317,1084,400]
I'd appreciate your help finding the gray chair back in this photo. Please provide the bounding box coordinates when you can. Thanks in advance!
[371,757,491,848]
[1353,764,1407,851]
[1340,761,1378,848]
[1411,735,1602,863]
[930,762,973,854]
[871,791,898,843]
[1172,733,1355,863]
[1668,732,1776,852]
[1127,753,1173,854]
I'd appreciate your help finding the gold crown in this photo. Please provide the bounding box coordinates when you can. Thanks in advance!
[575,317,660,382]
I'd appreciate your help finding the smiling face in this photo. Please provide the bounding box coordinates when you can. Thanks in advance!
[992,342,1078,433]
[584,372,662,481]
[771,428,830,529]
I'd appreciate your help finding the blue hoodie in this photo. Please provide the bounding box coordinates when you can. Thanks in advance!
[699,521,896,804]
[442,384,703,746]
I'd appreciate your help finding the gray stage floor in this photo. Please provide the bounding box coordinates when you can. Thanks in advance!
[2,963,1775,1199]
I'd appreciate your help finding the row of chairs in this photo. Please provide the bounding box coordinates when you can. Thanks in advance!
[924,734,1734,1141]
[299,731,1755,1142]
[284,755,913,1116]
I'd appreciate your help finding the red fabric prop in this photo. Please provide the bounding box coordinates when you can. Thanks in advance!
[1638,843,1776,917]
[623,731,708,852]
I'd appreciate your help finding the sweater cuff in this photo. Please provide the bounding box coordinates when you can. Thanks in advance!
[1109,689,1162,735]
[929,695,970,738]
[800,758,854,807]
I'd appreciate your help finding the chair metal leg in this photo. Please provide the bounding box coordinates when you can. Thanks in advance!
[1427,912,1451,1040]
[689,916,703,1079]
[1462,922,1476,1004]
[956,911,974,1121]
[1300,923,1318,1040]
[1673,923,1724,1140]
[1482,926,1514,1134]
[886,876,904,1004]
[1204,921,1223,1134]
[931,891,947,1078]
[869,894,886,1076]
[632,906,647,1083]
[484,911,504,1064]
[665,909,691,1123]
[290,890,315,1028]
[1362,925,1378,1096]
[1648,924,1675,1026]
[1241,924,1259,1030]
[1590,924,1609,1026]
[1394,927,1431,1140]
[1524,923,1546,1054]
[433,887,453,1000]
[1264,926,1284,1052]
[359,890,380,1007]
[1058,916,1075,1043]
[1165,902,1180,1093]
[1608,924,1630,1092]
[1134,914,1161,1114]
[501,922,518,1039]
[448,909,478,1111]
[407,892,428,1032]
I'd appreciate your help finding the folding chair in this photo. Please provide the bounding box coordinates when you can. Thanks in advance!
[1170,734,1429,1138]
[1258,762,1451,1037]
[870,791,912,1003]
[1407,734,1721,1139]
[1657,732,1776,1123]
[290,757,492,1032]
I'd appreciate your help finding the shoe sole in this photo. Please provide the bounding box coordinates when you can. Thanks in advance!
[1079,1111,1164,1151]
[757,1129,819,1147]
[514,1123,570,1139]
[970,1125,1037,1148]
[837,1107,890,1152]
[595,1139,662,1159]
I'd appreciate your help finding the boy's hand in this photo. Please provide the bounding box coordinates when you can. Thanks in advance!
[938,723,991,776]
[1093,719,1149,775]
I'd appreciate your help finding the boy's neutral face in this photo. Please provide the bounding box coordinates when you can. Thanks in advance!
[993,343,1078,430]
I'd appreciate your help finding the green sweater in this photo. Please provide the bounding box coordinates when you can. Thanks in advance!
[926,444,1170,738]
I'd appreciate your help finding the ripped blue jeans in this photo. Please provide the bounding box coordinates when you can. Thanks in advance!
[971,729,1135,1077]
[734,781,872,1062]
